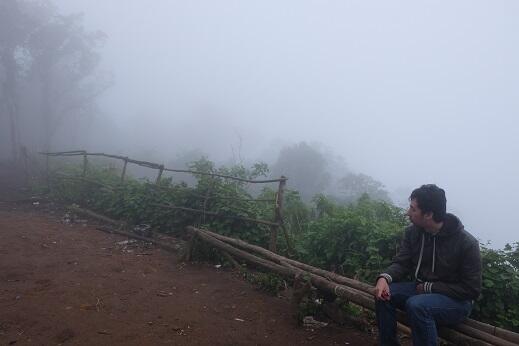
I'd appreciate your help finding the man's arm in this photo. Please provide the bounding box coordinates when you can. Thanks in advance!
[378,227,415,284]
[421,237,482,300]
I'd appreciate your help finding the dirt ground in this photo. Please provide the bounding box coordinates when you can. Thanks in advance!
[0,181,378,346]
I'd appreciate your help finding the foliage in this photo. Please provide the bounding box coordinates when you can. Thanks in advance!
[270,142,331,202]
[244,272,286,295]
[337,172,391,203]
[48,158,275,248]
[298,194,407,282]
[42,156,519,332]
[472,243,519,331]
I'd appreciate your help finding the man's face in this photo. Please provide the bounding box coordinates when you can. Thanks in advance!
[407,199,428,227]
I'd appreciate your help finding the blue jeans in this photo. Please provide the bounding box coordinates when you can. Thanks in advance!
[375,282,472,346]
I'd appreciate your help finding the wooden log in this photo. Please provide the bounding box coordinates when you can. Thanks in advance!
[450,324,518,346]
[437,327,490,346]
[68,205,124,227]
[66,206,180,254]
[463,319,519,345]
[188,227,294,278]
[221,251,242,270]
[194,227,375,295]
[95,226,180,253]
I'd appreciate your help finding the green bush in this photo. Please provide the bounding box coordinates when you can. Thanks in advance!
[42,158,519,331]
[472,243,519,330]
[298,194,407,282]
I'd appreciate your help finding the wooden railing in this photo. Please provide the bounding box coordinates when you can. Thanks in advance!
[40,150,289,253]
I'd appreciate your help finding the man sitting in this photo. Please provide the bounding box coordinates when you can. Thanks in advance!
[374,184,481,346]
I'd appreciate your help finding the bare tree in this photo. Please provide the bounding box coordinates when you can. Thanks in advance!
[26,10,109,151]
[0,0,25,160]
[0,0,109,155]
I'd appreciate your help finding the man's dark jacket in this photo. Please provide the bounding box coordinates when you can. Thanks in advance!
[379,213,482,301]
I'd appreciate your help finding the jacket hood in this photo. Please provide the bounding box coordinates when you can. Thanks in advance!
[437,213,464,237]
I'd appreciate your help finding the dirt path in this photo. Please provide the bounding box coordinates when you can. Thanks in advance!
[0,202,375,345]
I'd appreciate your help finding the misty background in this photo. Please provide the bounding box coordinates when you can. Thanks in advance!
[1,1,517,247]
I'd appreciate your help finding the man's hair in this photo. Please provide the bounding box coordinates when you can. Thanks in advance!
[410,184,447,222]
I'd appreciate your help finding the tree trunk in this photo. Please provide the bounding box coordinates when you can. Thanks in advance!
[1,51,20,161]
[42,77,52,153]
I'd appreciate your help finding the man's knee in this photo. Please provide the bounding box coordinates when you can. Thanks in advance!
[405,295,429,318]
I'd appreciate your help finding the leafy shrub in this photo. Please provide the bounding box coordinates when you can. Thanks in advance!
[42,158,519,331]
[298,194,407,282]
[472,243,519,330]
[244,272,286,295]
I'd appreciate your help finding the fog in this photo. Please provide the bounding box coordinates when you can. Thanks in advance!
[4,1,518,247]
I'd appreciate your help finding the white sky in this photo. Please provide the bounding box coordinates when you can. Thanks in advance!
[54,0,519,248]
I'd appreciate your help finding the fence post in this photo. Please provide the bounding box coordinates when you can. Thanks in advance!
[155,165,164,184]
[20,146,29,185]
[82,152,88,177]
[121,157,128,182]
[269,176,287,253]
[46,154,50,189]
[201,187,213,225]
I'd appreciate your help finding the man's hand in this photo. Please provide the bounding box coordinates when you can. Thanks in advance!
[374,277,391,301]
[416,283,425,294]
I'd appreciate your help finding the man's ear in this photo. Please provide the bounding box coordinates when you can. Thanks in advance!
[424,211,433,220]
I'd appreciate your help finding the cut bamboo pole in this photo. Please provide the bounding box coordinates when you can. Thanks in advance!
[68,205,124,227]
[188,227,294,277]
[450,323,518,346]
[95,225,180,253]
[463,319,519,345]
[194,228,375,295]
[221,251,241,270]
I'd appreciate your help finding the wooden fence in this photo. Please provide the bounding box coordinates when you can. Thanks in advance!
[39,150,289,253]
